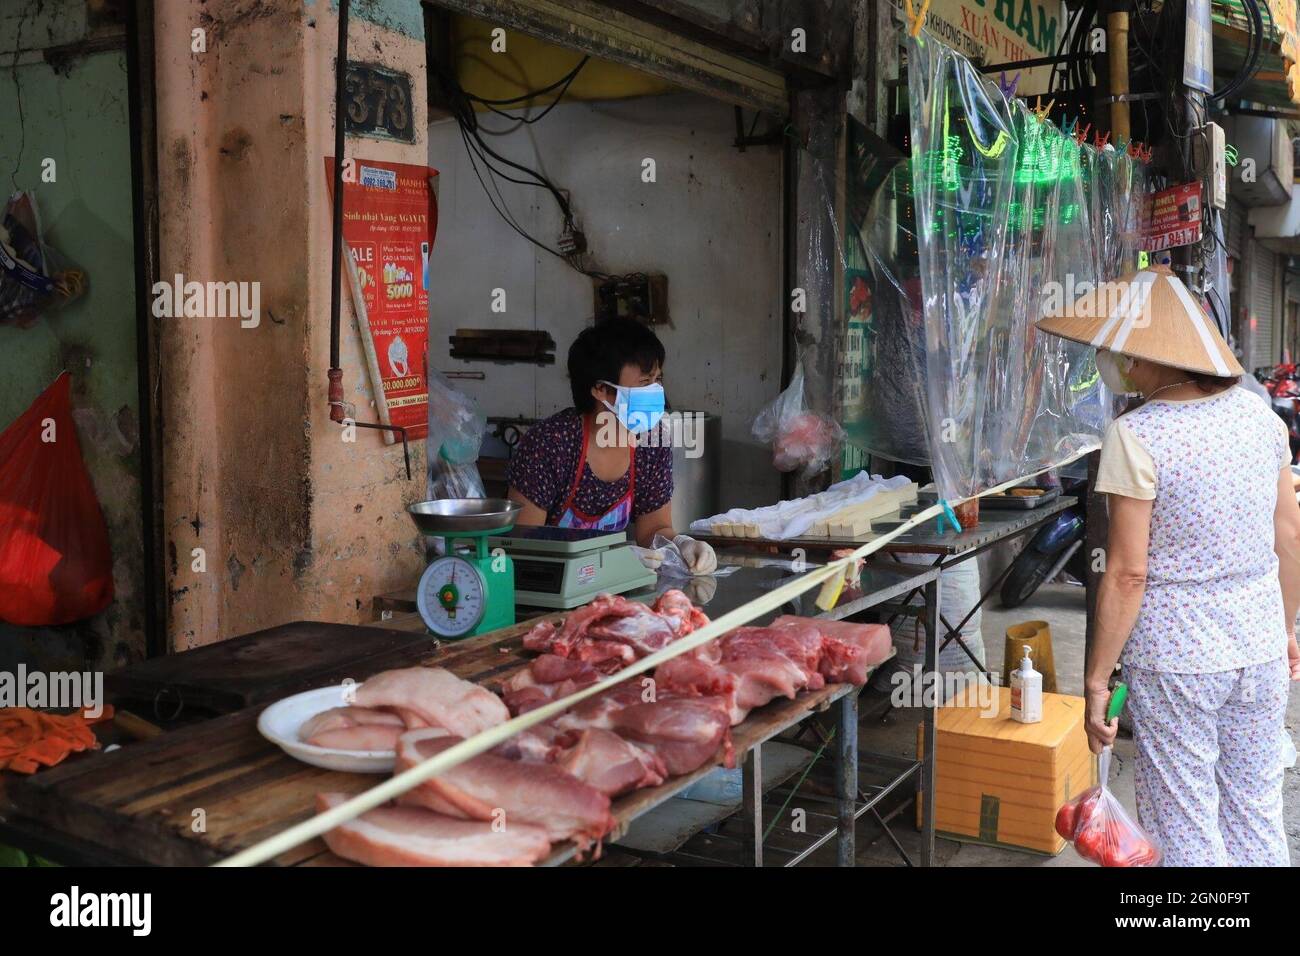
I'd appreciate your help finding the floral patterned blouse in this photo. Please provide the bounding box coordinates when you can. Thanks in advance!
[1095,386,1291,673]
[507,409,674,526]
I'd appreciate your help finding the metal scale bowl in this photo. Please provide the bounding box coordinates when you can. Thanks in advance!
[408,498,521,640]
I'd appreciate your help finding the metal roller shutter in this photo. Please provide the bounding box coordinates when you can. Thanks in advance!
[1227,201,1246,259]
[1252,240,1278,370]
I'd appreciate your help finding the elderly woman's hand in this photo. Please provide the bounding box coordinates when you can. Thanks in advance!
[1084,683,1119,755]
[1288,630,1300,681]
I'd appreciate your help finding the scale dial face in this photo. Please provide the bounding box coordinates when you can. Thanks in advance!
[417,555,487,637]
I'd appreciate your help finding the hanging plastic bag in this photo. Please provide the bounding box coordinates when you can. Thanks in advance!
[0,192,87,328]
[1054,747,1161,866]
[751,365,843,477]
[0,372,114,626]
[426,370,487,500]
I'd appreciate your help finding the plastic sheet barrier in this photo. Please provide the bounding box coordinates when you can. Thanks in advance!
[837,31,1148,499]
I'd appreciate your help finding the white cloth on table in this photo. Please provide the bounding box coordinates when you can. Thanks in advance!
[688,473,913,541]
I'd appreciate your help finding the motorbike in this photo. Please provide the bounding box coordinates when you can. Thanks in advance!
[1000,477,1088,609]
[1257,364,1300,464]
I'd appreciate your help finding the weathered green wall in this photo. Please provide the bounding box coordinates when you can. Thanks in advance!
[0,2,144,669]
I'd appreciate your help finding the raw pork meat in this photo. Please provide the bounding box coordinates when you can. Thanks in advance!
[500,655,601,715]
[585,604,677,656]
[298,706,405,751]
[551,680,654,734]
[772,615,892,685]
[612,696,734,775]
[316,793,551,867]
[395,730,615,845]
[494,724,565,763]
[655,624,825,725]
[550,680,732,777]
[354,667,509,737]
[519,592,689,667]
[727,624,825,688]
[554,728,666,796]
[652,589,710,636]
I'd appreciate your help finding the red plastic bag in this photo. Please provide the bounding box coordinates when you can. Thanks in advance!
[1055,748,1161,866]
[0,372,113,625]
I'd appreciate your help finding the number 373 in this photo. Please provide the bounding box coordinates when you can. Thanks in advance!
[346,69,410,133]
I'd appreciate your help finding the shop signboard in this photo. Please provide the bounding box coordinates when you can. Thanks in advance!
[925,0,1067,96]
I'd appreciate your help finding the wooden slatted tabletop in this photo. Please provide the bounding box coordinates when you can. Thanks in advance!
[1,609,864,867]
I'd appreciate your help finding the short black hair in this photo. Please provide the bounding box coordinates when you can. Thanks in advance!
[568,318,666,412]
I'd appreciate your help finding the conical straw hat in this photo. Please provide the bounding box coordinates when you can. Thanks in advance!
[1036,264,1243,377]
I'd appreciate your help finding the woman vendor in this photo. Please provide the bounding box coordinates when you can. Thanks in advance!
[507,317,717,574]
[1038,265,1300,867]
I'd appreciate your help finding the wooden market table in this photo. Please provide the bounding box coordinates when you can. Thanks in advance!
[0,561,939,868]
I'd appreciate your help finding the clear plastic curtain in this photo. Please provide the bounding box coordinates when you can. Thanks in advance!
[901,30,1145,499]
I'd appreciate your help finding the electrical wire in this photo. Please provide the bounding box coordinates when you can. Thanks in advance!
[1209,0,1263,102]
[467,56,589,106]
[432,55,610,276]
[474,56,589,126]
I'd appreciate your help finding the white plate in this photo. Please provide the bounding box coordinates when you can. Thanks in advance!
[257,684,395,773]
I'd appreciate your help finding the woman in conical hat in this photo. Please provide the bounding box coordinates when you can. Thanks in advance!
[1038,264,1300,867]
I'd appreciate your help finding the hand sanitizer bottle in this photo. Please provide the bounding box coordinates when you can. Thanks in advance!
[1010,644,1043,723]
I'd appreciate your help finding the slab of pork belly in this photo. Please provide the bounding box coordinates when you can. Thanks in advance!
[394,729,615,845]
[316,793,551,867]
[353,667,509,736]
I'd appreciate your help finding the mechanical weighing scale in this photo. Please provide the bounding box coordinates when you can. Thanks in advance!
[490,526,657,610]
[408,498,521,640]
[407,500,659,635]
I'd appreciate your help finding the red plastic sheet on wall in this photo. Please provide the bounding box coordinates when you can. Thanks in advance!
[0,372,113,625]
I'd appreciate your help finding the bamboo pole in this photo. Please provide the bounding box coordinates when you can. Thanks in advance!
[1108,10,1131,142]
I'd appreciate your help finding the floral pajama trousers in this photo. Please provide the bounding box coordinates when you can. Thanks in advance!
[1127,659,1290,867]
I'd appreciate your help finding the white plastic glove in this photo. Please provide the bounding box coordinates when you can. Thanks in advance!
[673,534,718,575]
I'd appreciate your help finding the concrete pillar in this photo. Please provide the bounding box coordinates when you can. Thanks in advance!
[155,0,427,649]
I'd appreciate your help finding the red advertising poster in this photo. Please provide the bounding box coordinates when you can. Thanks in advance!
[324,157,438,442]
[1140,182,1203,252]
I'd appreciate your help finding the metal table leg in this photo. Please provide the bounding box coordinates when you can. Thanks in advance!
[835,690,859,867]
[742,743,763,867]
[920,578,939,867]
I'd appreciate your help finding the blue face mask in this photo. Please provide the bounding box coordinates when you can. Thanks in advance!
[599,381,665,434]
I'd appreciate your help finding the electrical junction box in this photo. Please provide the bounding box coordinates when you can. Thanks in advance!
[1199,121,1227,210]
[593,273,669,325]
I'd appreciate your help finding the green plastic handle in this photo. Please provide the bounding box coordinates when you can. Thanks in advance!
[1106,682,1128,722]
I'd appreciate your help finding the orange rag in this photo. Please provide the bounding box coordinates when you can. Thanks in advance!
[0,705,114,774]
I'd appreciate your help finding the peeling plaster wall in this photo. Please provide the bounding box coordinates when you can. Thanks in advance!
[158,0,426,649]
[0,1,145,670]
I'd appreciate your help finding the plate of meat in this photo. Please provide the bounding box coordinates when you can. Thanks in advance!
[259,667,515,774]
[258,685,402,773]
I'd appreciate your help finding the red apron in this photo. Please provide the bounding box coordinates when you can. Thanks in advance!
[555,417,636,532]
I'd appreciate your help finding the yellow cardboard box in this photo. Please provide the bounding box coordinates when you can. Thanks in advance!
[917,685,1096,854]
